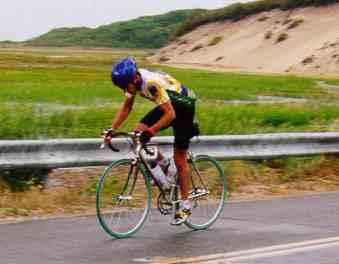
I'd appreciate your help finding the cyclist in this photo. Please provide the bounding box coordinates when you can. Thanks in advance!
[105,57,198,225]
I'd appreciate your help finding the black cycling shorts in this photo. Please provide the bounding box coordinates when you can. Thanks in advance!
[140,101,196,150]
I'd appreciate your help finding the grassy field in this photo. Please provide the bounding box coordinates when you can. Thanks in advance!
[1,47,339,139]
[2,103,339,139]
[327,79,339,86]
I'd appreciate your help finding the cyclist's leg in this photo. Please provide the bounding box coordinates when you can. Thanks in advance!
[173,146,190,200]
[171,142,192,225]
[135,106,163,132]
[171,122,195,225]
[172,102,196,201]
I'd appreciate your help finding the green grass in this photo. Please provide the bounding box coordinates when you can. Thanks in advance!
[326,80,339,86]
[1,47,339,139]
[0,48,150,69]
[0,48,150,105]
[164,68,325,100]
[2,103,339,139]
[198,104,339,135]
[0,65,325,105]
[0,67,115,105]
[0,49,326,104]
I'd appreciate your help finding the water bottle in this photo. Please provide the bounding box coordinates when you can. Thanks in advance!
[149,162,170,190]
[165,157,177,185]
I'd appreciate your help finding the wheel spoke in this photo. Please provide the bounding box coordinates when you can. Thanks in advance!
[185,156,227,230]
[112,199,124,229]
[96,159,151,238]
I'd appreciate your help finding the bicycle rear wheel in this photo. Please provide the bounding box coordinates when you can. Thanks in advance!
[185,155,227,230]
[96,159,151,238]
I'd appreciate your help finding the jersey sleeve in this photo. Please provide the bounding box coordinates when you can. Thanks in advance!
[145,81,170,105]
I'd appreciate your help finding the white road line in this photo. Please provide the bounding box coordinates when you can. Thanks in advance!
[202,241,339,264]
[150,236,339,264]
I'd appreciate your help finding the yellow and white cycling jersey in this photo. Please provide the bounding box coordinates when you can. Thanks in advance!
[125,69,195,106]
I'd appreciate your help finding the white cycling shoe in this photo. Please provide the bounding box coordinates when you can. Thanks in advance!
[170,200,191,226]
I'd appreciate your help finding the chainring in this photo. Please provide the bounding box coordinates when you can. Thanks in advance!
[157,191,173,215]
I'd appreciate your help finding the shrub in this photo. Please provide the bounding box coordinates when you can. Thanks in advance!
[175,0,338,37]
[302,55,315,65]
[159,56,171,62]
[177,39,188,45]
[282,18,293,25]
[0,169,50,192]
[276,33,289,43]
[261,111,313,127]
[287,18,304,30]
[208,36,223,46]
[174,1,280,37]
[265,31,273,39]
[262,113,289,127]
[258,15,270,21]
[190,44,204,52]
[30,10,198,49]
[280,0,337,10]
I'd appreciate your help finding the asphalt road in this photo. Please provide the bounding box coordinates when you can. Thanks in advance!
[1,192,338,264]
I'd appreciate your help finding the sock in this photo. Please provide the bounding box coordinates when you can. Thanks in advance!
[181,200,191,210]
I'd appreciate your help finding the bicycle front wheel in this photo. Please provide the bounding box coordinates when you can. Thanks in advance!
[185,155,227,230]
[96,159,151,238]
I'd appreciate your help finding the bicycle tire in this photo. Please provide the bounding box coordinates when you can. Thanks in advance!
[185,155,227,230]
[96,159,151,238]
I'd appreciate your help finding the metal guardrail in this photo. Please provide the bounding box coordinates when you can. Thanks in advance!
[1,133,339,170]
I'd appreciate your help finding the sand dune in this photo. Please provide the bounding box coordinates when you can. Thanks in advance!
[151,4,339,76]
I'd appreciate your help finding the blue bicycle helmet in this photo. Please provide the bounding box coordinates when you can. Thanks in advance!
[111,58,137,89]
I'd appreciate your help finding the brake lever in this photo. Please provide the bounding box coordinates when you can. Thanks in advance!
[100,133,120,152]
[108,143,120,152]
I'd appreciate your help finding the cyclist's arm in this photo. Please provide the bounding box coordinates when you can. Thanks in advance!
[111,93,135,129]
[150,100,176,133]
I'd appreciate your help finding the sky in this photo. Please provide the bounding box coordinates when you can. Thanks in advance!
[0,0,251,41]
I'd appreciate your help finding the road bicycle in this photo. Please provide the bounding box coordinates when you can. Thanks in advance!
[96,131,227,238]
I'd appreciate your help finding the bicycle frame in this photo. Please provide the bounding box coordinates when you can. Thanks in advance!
[103,132,210,217]
[104,132,177,204]
[187,153,210,199]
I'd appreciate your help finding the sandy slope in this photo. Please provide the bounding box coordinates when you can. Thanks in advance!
[151,4,339,76]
